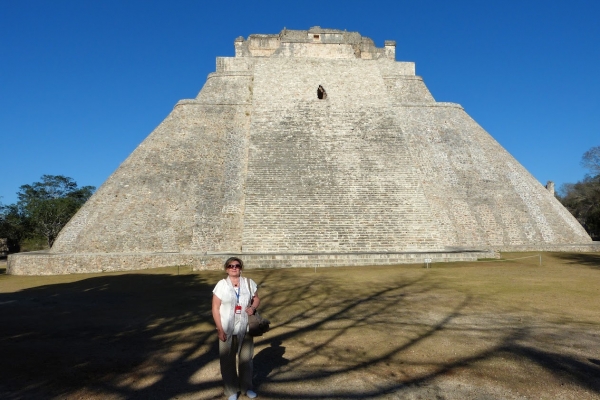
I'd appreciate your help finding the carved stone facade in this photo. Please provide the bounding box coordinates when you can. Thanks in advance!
[8,28,597,275]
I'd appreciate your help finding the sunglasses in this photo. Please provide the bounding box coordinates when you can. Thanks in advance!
[227,264,241,269]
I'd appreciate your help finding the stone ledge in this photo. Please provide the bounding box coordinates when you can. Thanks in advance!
[7,252,221,275]
[7,249,497,275]
[381,75,425,80]
[13,245,597,276]
[174,100,250,107]
[175,100,464,109]
[207,71,253,78]
[493,243,600,252]
[396,102,464,109]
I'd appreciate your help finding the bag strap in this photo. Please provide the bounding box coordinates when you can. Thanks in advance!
[246,277,254,306]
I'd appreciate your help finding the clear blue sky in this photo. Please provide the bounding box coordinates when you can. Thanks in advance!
[1,0,599,205]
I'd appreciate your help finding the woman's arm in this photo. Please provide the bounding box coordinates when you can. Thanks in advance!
[246,292,260,315]
[212,294,227,342]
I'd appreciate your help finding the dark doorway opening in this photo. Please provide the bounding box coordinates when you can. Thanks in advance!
[317,85,327,100]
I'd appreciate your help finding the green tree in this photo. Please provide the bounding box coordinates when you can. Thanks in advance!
[15,175,95,248]
[560,176,600,239]
[559,146,600,240]
[0,203,28,252]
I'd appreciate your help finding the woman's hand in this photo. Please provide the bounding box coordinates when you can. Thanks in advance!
[217,328,227,342]
[212,294,227,342]
[246,293,260,316]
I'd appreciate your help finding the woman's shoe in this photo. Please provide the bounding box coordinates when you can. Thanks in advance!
[228,394,238,400]
[246,390,257,398]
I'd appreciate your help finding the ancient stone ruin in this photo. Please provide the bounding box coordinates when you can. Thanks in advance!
[8,27,596,275]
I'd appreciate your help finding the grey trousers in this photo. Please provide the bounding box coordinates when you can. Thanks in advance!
[219,334,254,397]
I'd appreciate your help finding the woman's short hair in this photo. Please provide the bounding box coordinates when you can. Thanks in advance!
[224,256,244,271]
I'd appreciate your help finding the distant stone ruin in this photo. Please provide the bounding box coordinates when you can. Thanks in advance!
[546,181,555,196]
[8,27,597,275]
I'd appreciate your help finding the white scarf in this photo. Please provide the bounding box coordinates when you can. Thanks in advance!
[223,276,251,353]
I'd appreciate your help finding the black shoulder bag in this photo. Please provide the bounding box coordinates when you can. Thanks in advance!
[246,278,270,336]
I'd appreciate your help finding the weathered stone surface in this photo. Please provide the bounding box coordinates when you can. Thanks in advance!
[8,28,596,275]
[7,250,501,275]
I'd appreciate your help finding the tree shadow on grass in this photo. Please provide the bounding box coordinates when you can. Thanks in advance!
[0,272,222,399]
[249,269,600,399]
[0,267,598,399]
[554,252,600,269]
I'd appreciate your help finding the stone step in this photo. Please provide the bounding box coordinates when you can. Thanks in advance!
[208,250,497,269]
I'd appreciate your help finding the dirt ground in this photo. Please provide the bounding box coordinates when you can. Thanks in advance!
[0,252,599,400]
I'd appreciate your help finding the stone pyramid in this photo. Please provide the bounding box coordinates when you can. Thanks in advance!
[9,27,594,274]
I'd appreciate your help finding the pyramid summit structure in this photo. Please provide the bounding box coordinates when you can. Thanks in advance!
[9,27,596,274]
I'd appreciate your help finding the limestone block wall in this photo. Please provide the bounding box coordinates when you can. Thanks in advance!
[50,48,592,259]
[276,42,359,59]
[52,105,225,252]
[52,104,239,253]
[238,28,393,60]
[397,105,591,246]
[384,76,435,104]
[241,57,443,253]
[251,58,391,108]
[197,73,253,105]
[216,57,254,73]
[53,49,257,256]
[376,59,416,76]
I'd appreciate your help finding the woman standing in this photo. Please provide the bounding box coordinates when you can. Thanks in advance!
[212,257,260,400]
